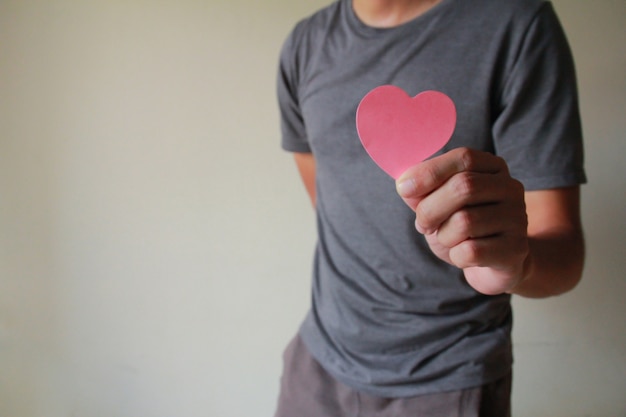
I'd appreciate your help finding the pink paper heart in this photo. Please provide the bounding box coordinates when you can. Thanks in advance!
[356,85,456,179]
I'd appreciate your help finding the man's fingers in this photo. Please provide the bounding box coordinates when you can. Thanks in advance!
[434,202,525,248]
[396,148,509,199]
[414,171,522,234]
[449,234,529,272]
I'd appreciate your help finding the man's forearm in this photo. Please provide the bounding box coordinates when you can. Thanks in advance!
[509,230,585,298]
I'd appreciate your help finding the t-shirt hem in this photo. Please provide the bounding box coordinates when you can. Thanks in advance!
[298,326,513,399]
[281,140,311,153]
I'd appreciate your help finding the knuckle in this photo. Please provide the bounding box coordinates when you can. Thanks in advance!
[455,210,474,236]
[488,153,508,174]
[494,155,508,170]
[422,164,442,188]
[451,172,476,199]
[457,147,475,171]
[456,239,482,265]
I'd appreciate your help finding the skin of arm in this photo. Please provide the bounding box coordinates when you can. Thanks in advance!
[511,185,584,297]
[294,152,316,207]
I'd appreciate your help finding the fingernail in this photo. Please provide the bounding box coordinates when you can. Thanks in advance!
[396,179,415,197]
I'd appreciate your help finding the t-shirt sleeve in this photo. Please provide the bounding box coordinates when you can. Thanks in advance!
[492,2,586,191]
[277,25,312,154]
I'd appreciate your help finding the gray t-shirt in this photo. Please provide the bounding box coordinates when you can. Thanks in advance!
[277,0,586,397]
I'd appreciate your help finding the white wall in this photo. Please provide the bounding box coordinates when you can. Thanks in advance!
[0,1,623,416]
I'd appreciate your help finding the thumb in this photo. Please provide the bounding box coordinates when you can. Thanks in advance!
[395,176,421,211]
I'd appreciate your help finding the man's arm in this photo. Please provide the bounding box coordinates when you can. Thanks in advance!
[511,186,584,297]
[294,152,316,207]
[396,147,584,298]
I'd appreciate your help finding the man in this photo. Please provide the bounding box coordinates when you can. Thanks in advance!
[275,0,586,415]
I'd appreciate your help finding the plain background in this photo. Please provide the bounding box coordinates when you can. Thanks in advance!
[1,1,624,416]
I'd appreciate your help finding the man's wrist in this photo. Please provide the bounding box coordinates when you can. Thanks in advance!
[506,252,534,295]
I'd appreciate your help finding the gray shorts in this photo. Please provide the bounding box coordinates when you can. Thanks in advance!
[274,335,511,417]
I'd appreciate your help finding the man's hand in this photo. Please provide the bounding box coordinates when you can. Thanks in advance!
[396,148,530,295]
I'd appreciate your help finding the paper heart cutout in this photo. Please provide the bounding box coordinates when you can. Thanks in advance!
[356,85,456,179]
